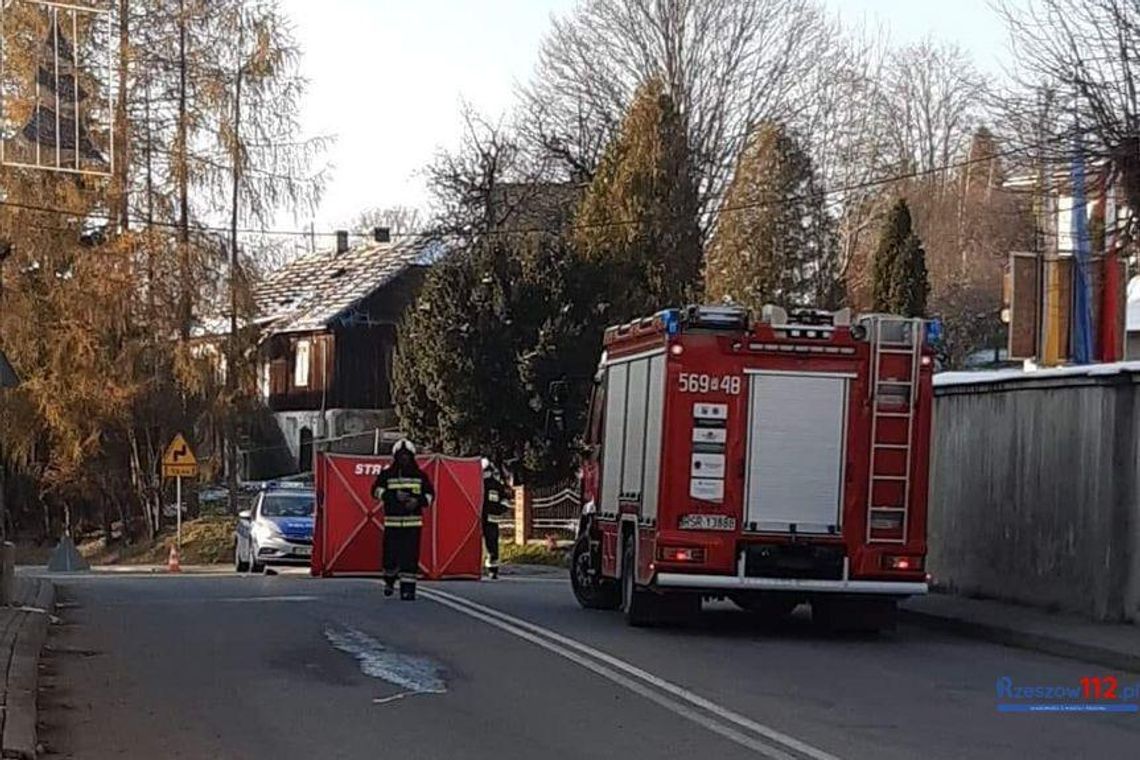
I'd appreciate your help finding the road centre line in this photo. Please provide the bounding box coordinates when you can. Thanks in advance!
[420,589,798,759]
[420,587,842,760]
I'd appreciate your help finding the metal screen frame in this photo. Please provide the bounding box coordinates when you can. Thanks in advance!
[0,0,115,177]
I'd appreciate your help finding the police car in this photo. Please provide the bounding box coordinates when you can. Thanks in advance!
[235,482,315,572]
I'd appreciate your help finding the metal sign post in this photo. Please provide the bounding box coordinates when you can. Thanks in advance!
[162,433,198,565]
[175,475,182,551]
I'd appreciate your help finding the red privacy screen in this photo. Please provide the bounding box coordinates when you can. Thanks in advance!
[312,453,483,580]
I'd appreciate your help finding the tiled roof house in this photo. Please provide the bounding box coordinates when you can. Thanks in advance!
[249,233,442,473]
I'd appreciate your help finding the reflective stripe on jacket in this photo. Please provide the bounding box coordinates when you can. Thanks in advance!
[385,515,423,528]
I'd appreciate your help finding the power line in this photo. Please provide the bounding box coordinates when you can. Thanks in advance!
[453,125,1095,241]
[0,125,1098,245]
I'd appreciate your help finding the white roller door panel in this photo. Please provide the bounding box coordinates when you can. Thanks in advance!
[621,360,649,497]
[601,363,627,513]
[745,373,847,533]
[640,355,666,521]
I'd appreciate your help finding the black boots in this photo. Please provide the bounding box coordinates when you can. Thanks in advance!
[400,581,416,601]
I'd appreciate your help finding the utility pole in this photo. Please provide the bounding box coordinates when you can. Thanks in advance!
[176,0,191,342]
[226,18,245,516]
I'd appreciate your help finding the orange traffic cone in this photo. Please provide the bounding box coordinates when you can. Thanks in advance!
[167,545,182,573]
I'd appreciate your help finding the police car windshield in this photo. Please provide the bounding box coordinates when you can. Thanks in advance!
[260,493,314,518]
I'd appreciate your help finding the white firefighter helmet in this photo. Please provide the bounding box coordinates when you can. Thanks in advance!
[392,438,417,456]
[481,457,493,472]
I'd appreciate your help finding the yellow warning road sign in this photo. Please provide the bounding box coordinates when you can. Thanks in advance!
[162,433,199,479]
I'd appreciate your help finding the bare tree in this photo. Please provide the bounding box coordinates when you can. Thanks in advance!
[517,0,831,233]
[878,39,990,181]
[1000,0,1140,241]
[425,106,558,243]
[793,23,895,288]
[347,206,423,238]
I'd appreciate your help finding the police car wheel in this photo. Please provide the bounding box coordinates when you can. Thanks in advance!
[249,543,265,573]
[234,540,249,573]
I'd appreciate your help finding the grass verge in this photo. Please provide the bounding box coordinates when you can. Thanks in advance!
[500,541,571,568]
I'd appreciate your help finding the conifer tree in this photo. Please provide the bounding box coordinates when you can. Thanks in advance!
[574,78,702,319]
[706,122,839,310]
[872,198,929,317]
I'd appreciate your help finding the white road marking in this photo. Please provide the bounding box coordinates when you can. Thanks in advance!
[422,588,842,760]
[499,576,567,584]
[93,595,320,607]
[421,589,799,760]
[213,595,319,603]
[324,626,447,697]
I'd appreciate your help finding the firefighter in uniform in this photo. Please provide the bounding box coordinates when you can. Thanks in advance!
[480,459,511,580]
[372,439,434,600]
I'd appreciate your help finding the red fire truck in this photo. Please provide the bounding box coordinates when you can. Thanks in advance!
[570,304,934,629]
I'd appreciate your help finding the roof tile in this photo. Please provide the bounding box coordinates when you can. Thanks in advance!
[255,236,439,334]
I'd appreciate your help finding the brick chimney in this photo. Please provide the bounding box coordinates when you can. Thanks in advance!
[335,230,349,254]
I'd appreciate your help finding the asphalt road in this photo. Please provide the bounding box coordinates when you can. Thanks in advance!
[38,569,1140,760]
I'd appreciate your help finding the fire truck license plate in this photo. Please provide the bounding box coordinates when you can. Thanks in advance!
[680,514,737,531]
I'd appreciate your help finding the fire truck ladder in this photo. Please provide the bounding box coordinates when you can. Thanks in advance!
[865,316,923,545]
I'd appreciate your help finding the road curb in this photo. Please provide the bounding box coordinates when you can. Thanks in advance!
[900,608,1140,674]
[1,579,56,759]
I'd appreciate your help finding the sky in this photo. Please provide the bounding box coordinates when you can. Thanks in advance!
[279,0,1020,238]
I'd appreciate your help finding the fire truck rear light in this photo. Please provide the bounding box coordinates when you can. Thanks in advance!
[883,555,923,571]
[671,344,684,356]
[659,546,705,563]
[921,356,932,366]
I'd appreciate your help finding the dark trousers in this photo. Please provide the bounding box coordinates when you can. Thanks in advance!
[383,526,421,592]
[482,519,499,568]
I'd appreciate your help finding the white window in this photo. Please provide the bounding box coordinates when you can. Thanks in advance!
[259,360,271,400]
[294,340,311,388]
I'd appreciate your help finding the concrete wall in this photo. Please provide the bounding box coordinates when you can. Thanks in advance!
[929,366,1140,623]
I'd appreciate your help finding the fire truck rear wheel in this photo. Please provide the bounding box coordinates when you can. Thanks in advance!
[621,539,658,627]
[570,533,620,610]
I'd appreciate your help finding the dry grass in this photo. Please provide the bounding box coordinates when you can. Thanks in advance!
[500,541,571,568]
[15,517,238,566]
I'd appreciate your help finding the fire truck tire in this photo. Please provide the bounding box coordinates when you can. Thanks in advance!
[570,533,620,610]
[621,540,658,627]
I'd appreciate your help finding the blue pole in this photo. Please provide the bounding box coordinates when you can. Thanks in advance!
[1070,134,1095,365]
